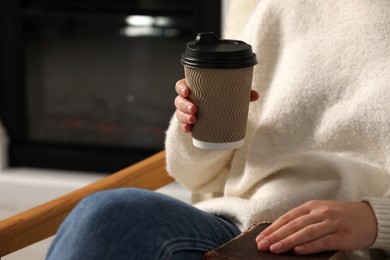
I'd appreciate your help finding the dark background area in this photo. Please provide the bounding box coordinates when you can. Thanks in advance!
[0,0,221,173]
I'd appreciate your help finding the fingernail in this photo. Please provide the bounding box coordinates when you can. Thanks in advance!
[270,242,283,254]
[256,234,264,243]
[257,240,270,251]
[294,246,304,254]
[188,115,196,124]
[186,105,193,113]
[180,87,186,96]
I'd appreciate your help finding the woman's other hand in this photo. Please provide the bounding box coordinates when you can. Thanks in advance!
[256,200,377,255]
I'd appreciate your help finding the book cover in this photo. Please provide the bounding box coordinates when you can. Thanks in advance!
[204,222,338,260]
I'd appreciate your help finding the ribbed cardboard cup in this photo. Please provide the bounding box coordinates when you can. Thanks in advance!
[181,32,257,150]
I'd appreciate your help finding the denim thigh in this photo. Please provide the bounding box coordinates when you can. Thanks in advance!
[46,188,240,260]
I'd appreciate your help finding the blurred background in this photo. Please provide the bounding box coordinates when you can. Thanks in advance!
[0,0,226,259]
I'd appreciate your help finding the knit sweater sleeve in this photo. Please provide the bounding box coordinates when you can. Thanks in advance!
[164,115,234,193]
[364,197,390,254]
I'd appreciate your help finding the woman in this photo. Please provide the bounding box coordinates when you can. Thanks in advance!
[46,1,390,259]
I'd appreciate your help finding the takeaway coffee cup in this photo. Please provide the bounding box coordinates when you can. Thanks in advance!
[181,32,257,150]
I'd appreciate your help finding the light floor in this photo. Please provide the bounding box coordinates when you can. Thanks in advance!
[0,167,191,260]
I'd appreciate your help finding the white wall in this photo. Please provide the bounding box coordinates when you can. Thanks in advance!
[221,0,230,36]
[0,120,8,170]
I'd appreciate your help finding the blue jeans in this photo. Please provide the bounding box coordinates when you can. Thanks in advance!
[46,188,240,260]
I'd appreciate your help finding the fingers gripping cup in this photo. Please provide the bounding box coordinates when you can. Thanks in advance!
[181,32,257,150]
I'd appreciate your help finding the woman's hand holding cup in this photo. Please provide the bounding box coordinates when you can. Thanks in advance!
[175,79,198,133]
[174,78,259,133]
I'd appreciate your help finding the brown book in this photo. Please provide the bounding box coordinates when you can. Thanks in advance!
[204,222,338,260]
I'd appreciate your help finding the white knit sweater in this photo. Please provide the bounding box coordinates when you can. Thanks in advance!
[165,0,390,257]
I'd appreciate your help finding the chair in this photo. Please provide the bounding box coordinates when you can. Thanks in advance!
[0,150,174,259]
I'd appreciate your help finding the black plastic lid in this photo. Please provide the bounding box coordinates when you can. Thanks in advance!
[181,32,257,69]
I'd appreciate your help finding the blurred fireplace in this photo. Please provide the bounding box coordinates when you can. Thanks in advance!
[0,0,221,172]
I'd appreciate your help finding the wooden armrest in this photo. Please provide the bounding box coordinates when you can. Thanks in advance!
[0,150,174,257]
